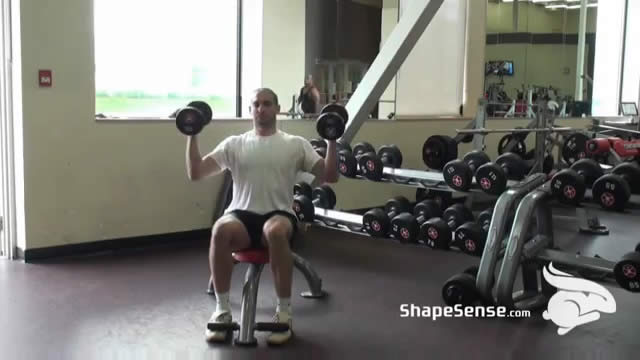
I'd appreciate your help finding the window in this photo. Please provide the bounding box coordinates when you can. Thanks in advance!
[94,0,238,117]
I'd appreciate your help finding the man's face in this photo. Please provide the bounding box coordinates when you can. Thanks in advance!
[251,91,280,126]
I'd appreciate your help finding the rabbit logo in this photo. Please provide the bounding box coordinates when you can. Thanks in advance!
[542,262,616,335]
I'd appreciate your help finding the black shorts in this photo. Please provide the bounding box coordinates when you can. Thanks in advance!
[229,210,298,249]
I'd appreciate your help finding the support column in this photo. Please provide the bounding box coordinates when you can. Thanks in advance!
[575,0,588,101]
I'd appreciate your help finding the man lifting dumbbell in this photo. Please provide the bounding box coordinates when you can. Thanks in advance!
[422,204,474,250]
[183,88,339,344]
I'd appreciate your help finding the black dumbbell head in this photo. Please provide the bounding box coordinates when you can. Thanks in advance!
[338,150,358,178]
[363,208,391,237]
[316,113,345,141]
[551,169,586,206]
[293,182,313,199]
[377,145,403,168]
[570,159,603,187]
[292,195,315,222]
[358,152,384,181]
[496,153,527,180]
[443,159,473,192]
[353,142,375,157]
[562,133,590,165]
[187,101,213,124]
[312,185,337,209]
[385,196,411,216]
[444,203,474,228]
[612,162,640,193]
[390,213,419,243]
[422,218,452,249]
[463,150,491,169]
[423,135,458,170]
[442,273,480,306]
[454,222,486,257]
[321,103,349,123]
[413,200,442,223]
[475,162,506,195]
[613,251,640,292]
[592,174,631,211]
[477,209,493,230]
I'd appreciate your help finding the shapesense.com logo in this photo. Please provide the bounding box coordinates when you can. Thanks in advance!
[400,304,531,320]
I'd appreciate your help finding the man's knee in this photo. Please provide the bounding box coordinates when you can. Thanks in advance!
[211,216,241,246]
[263,219,292,247]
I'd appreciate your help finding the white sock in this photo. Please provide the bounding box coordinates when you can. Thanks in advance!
[215,292,231,314]
[276,297,291,315]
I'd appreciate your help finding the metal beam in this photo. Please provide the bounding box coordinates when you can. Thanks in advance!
[341,0,444,144]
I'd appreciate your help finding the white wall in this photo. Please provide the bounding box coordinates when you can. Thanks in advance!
[262,0,305,114]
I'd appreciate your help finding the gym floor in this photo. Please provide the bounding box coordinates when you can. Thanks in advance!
[1,205,639,359]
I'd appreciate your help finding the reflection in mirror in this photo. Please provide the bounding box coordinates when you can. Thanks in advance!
[485,0,598,118]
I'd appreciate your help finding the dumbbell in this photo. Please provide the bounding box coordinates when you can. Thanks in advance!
[292,183,337,222]
[592,162,640,211]
[389,199,442,244]
[175,101,213,135]
[421,204,474,250]
[310,138,351,158]
[453,209,493,257]
[422,134,473,171]
[358,145,403,181]
[474,152,528,195]
[316,103,348,141]
[362,196,411,237]
[550,159,604,205]
[338,142,375,178]
[443,151,491,192]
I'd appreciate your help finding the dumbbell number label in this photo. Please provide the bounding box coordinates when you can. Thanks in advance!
[629,281,640,290]
[605,182,616,191]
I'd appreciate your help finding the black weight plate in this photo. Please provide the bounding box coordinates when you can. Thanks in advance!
[612,162,640,193]
[358,152,384,181]
[385,196,411,216]
[423,135,457,170]
[498,135,527,157]
[571,159,604,187]
[444,203,474,228]
[550,169,585,206]
[363,208,390,237]
[316,113,345,140]
[320,103,349,123]
[338,150,358,178]
[378,145,403,168]
[592,174,631,211]
[187,100,212,125]
[562,133,590,165]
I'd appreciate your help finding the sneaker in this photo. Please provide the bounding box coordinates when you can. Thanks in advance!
[205,311,233,343]
[266,312,293,345]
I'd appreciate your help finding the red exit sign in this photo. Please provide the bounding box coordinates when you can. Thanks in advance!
[39,70,52,87]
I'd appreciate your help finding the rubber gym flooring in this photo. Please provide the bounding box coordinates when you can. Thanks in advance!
[1,204,639,359]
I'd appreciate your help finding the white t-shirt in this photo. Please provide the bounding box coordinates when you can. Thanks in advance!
[208,130,323,216]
